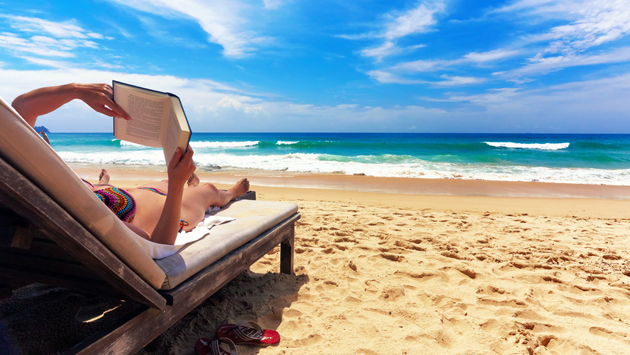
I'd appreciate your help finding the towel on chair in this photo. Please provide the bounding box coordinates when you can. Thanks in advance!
[132,213,236,259]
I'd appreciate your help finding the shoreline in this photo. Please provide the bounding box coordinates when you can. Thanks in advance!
[70,163,630,200]
[71,163,630,219]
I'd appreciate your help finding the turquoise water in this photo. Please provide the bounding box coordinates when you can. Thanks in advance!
[49,133,630,185]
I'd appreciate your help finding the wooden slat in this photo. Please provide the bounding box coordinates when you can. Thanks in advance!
[0,157,165,309]
[70,212,300,355]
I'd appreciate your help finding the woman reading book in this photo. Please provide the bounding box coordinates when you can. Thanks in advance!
[12,83,250,245]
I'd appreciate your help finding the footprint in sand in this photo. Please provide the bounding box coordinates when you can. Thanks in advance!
[380,253,404,262]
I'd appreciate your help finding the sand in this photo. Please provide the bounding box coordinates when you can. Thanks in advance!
[2,167,630,354]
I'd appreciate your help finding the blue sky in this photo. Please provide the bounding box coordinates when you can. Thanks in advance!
[1,0,629,133]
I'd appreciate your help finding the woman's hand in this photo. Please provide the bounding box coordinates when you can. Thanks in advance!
[12,82,131,127]
[75,83,131,120]
[167,146,196,188]
[150,146,195,245]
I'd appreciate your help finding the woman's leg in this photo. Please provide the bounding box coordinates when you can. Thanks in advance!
[98,169,110,184]
[179,179,249,231]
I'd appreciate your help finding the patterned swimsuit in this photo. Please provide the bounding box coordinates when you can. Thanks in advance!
[90,184,189,231]
[93,187,137,222]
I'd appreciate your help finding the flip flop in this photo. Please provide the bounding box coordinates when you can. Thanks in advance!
[215,321,280,346]
[194,337,238,355]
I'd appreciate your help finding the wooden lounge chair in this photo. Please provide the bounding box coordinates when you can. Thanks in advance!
[0,98,300,354]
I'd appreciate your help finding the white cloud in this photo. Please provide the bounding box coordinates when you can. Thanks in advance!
[369,1,630,85]
[370,48,520,84]
[0,67,451,132]
[434,75,486,86]
[2,67,630,133]
[361,41,399,61]
[382,2,444,40]
[366,70,422,84]
[107,0,271,57]
[7,15,89,38]
[263,0,283,10]
[392,58,445,72]
[495,0,630,55]
[367,69,485,86]
[0,33,74,57]
[0,15,110,60]
[463,49,521,63]
[20,56,72,68]
[343,1,445,61]
[503,46,630,77]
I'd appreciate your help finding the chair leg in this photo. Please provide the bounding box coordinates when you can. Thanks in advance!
[280,231,294,275]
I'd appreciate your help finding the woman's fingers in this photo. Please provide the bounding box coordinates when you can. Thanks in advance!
[168,146,195,183]
[79,83,131,120]
[169,147,183,170]
[179,147,196,174]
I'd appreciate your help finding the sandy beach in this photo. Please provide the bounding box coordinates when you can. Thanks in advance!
[2,167,630,354]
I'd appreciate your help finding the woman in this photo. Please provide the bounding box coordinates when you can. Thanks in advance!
[12,83,249,245]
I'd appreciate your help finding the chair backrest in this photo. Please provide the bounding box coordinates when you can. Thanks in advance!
[0,96,166,289]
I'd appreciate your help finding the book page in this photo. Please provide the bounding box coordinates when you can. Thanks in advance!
[163,105,182,165]
[113,83,169,148]
[163,96,191,165]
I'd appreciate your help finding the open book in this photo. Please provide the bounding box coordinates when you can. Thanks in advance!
[113,81,191,165]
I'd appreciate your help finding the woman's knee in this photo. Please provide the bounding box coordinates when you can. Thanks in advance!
[202,183,219,194]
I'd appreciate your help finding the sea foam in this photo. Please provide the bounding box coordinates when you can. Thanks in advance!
[189,141,259,148]
[485,142,570,150]
[58,149,630,185]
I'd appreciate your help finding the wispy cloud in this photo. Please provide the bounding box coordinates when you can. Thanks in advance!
[463,49,522,63]
[367,70,485,86]
[369,48,520,84]
[494,0,630,55]
[501,46,630,77]
[107,0,273,58]
[19,56,72,68]
[490,0,630,77]
[0,67,448,132]
[366,70,423,84]
[0,15,111,61]
[343,1,446,61]
[6,15,90,38]
[439,72,630,116]
[3,66,630,133]
[366,1,630,86]
[433,75,486,86]
[263,0,284,10]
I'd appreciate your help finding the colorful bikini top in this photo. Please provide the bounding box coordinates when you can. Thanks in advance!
[93,187,137,223]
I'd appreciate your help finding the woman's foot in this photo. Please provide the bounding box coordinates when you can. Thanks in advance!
[98,169,110,184]
[187,173,200,187]
[228,178,249,200]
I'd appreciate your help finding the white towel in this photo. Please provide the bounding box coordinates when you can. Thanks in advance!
[131,213,236,260]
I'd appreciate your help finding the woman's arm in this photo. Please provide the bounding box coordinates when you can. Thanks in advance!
[11,83,131,127]
[149,147,196,245]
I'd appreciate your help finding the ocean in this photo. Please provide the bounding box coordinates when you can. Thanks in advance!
[49,133,630,186]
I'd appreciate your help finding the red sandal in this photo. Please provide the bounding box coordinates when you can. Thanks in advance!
[215,321,280,346]
[194,337,238,355]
